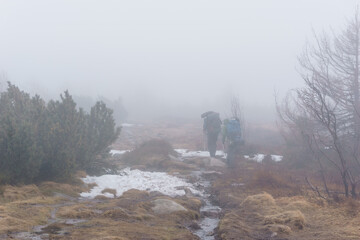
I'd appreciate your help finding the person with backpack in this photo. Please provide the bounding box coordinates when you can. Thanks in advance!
[201,111,222,157]
[222,117,243,166]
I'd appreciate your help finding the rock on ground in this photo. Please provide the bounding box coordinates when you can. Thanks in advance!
[152,199,187,214]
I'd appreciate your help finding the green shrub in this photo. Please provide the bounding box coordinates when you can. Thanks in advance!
[0,82,121,184]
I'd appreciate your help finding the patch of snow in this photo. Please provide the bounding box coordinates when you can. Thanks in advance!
[271,155,283,162]
[80,168,202,198]
[244,154,283,163]
[110,149,130,155]
[249,154,266,162]
[175,149,225,158]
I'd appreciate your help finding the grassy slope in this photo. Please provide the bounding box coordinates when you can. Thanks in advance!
[212,160,360,240]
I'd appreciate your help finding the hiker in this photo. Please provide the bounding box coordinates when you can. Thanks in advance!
[222,117,243,166]
[201,111,222,157]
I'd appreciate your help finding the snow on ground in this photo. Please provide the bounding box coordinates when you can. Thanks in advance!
[175,149,225,158]
[244,154,283,162]
[80,168,202,198]
[110,149,130,155]
[175,149,283,162]
[121,123,135,127]
[271,155,283,162]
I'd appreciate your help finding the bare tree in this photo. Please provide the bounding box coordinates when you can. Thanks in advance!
[278,9,360,198]
[276,93,331,197]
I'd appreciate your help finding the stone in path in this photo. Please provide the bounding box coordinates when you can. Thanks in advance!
[151,199,187,214]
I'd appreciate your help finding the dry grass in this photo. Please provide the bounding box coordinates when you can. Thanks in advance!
[57,204,98,219]
[249,166,304,198]
[67,218,199,240]
[102,208,130,220]
[240,192,278,213]
[38,181,86,197]
[264,210,305,229]
[176,197,202,212]
[75,170,87,178]
[54,188,201,239]
[0,180,203,238]
[218,212,253,240]
[0,184,43,203]
[213,160,360,240]
[218,192,307,239]
[0,197,53,234]
[343,198,360,216]
[110,121,360,239]
[3,122,360,239]
[262,224,292,234]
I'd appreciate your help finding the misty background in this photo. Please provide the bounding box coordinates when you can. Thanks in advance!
[0,0,359,124]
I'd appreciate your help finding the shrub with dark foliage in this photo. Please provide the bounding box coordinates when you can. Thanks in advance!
[0,83,120,184]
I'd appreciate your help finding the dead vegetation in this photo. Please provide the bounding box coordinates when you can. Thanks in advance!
[0,184,42,203]
[218,192,306,239]
[39,181,86,198]
[213,159,360,239]
[0,187,52,235]
[0,182,87,236]
[52,189,201,239]
[0,179,202,239]
[2,122,360,239]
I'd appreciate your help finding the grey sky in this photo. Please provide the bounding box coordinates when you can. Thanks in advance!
[0,0,359,122]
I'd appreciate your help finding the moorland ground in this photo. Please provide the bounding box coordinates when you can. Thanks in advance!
[0,121,359,240]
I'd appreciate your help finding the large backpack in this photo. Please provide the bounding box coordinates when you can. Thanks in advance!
[204,112,221,134]
[226,118,242,142]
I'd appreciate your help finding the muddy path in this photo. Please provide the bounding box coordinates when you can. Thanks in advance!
[190,170,222,240]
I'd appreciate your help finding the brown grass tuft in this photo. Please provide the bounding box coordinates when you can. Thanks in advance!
[284,199,315,212]
[39,181,85,197]
[100,237,129,240]
[343,198,360,217]
[95,194,111,200]
[176,197,202,212]
[1,184,42,202]
[240,192,278,214]
[75,170,88,178]
[264,210,306,230]
[121,189,150,201]
[0,198,51,234]
[103,208,130,220]
[263,224,292,234]
[218,212,252,239]
[57,204,98,219]
[253,170,292,189]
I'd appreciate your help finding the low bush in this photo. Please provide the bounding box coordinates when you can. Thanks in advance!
[0,82,120,184]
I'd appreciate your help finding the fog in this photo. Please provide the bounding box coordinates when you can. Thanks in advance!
[0,0,359,123]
